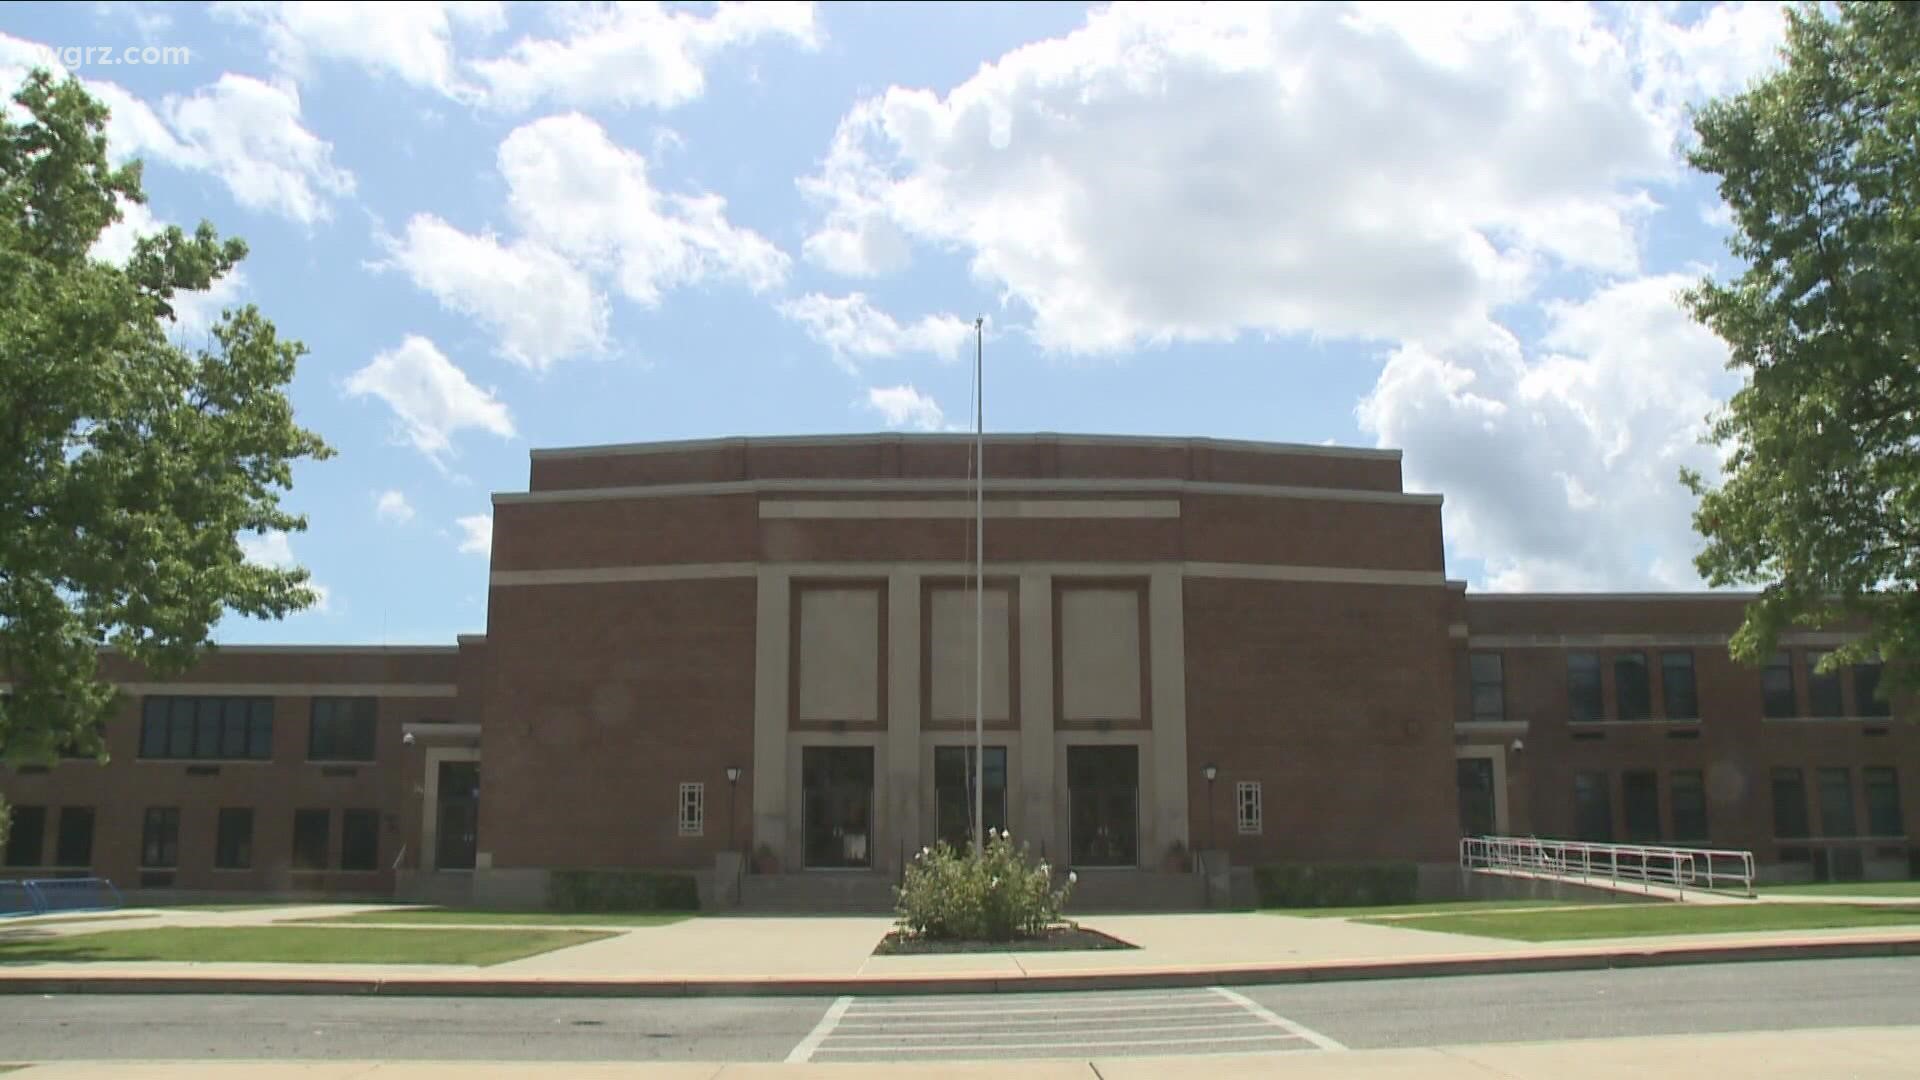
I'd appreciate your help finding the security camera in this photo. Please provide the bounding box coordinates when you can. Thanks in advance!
[1510,738,1524,754]
[402,732,416,746]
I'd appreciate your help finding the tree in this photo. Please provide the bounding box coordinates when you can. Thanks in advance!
[0,68,331,788]
[1681,3,1919,702]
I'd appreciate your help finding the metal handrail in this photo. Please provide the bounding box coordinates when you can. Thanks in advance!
[1460,835,1756,898]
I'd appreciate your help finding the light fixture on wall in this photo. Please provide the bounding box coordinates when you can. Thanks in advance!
[725,766,744,906]
[1202,763,1219,853]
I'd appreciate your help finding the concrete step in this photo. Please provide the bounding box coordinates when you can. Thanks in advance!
[740,873,897,913]
[1063,869,1207,913]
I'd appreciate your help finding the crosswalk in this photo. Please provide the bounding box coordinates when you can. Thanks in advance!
[788,986,1347,1062]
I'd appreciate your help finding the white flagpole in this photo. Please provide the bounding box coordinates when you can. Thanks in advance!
[973,316,985,857]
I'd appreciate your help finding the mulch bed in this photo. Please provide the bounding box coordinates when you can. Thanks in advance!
[872,924,1138,955]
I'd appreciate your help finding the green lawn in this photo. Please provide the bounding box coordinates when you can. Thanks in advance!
[1762,881,1920,898]
[0,926,613,966]
[291,908,693,928]
[1267,899,1579,919]
[1364,902,1920,942]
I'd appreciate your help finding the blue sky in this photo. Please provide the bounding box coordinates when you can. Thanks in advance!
[1,2,1790,644]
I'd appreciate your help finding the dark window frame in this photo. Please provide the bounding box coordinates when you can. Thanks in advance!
[1660,650,1699,720]
[340,809,380,872]
[139,696,274,761]
[1854,663,1891,719]
[141,807,180,868]
[1574,770,1613,842]
[1469,652,1505,724]
[55,806,94,868]
[1762,651,1797,719]
[1567,653,1604,723]
[1614,653,1652,722]
[3,805,46,867]
[1865,767,1903,837]
[1807,651,1844,718]
[1621,769,1661,842]
[1817,767,1857,838]
[292,808,330,871]
[1670,769,1708,842]
[215,808,254,870]
[308,697,379,763]
[1772,767,1810,839]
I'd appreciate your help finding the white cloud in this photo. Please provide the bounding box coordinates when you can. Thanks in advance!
[497,112,789,305]
[374,489,415,524]
[863,385,948,432]
[454,513,492,558]
[778,293,972,370]
[344,335,516,462]
[379,213,607,371]
[238,529,329,612]
[797,3,1785,353]
[470,0,817,112]
[215,1,507,98]
[1356,275,1739,591]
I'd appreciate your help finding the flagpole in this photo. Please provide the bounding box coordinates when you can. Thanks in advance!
[973,316,985,857]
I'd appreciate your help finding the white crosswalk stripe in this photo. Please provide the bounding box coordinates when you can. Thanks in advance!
[791,986,1343,1061]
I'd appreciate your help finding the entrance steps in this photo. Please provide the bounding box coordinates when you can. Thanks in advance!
[738,872,896,914]
[1064,869,1207,913]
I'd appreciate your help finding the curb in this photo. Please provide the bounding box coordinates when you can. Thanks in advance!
[3,935,1918,998]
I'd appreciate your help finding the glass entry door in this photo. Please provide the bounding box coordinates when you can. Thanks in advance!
[935,745,1007,849]
[435,761,479,870]
[803,747,874,869]
[1068,746,1138,867]
[1457,757,1496,837]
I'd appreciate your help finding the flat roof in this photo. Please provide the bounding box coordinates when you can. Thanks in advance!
[530,432,1402,463]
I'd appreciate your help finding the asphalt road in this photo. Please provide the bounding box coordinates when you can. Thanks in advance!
[2,959,1917,1063]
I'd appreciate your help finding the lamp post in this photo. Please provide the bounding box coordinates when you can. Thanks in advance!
[1203,763,1218,852]
[725,766,743,905]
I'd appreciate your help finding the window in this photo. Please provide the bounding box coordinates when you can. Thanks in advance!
[1817,767,1857,837]
[1854,663,1891,718]
[1622,770,1661,842]
[139,696,273,760]
[292,809,330,871]
[341,809,380,871]
[1236,781,1263,835]
[934,746,1009,848]
[1807,651,1843,717]
[55,807,94,868]
[1865,768,1903,837]
[215,808,254,870]
[1661,651,1699,719]
[141,807,180,868]
[677,783,705,838]
[1762,652,1797,718]
[1614,653,1652,721]
[1567,653,1604,722]
[1670,770,1708,842]
[1469,653,1505,723]
[1771,768,1810,838]
[3,805,45,867]
[1574,771,1613,842]
[309,697,378,762]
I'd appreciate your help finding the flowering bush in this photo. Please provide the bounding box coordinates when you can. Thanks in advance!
[894,830,1075,941]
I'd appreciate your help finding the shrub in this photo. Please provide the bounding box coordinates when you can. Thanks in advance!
[1253,861,1419,908]
[548,870,700,913]
[894,831,1074,941]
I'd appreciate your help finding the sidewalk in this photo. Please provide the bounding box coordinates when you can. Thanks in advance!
[4,907,1919,996]
[9,1025,1920,1077]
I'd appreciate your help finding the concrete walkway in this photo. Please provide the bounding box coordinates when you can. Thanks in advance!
[9,1025,1920,1077]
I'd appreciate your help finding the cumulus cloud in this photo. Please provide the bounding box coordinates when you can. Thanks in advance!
[470,0,817,112]
[374,489,415,524]
[344,335,516,463]
[378,214,608,371]
[796,3,1783,353]
[778,293,972,370]
[1357,275,1739,591]
[863,385,949,432]
[214,1,507,98]
[454,513,492,558]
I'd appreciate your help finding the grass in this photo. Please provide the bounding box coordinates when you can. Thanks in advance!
[290,908,694,927]
[1363,902,1920,942]
[1267,899,1578,919]
[1762,881,1920,898]
[0,926,613,966]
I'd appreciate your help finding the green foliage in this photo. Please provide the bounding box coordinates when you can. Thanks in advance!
[547,870,701,913]
[894,831,1073,942]
[0,70,332,767]
[1253,862,1419,908]
[1681,3,1920,696]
